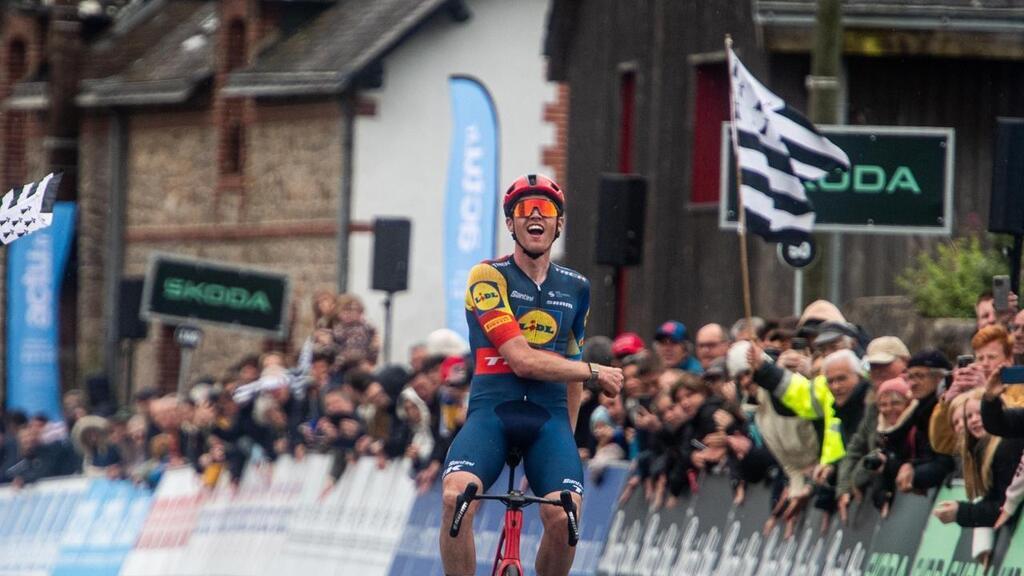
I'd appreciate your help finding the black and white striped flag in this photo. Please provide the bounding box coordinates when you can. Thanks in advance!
[0,172,62,245]
[728,48,849,246]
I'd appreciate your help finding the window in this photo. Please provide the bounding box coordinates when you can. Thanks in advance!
[7,39,26,84]
[226,19,246,72]
[690,61,729,205]
[222,120,244,175]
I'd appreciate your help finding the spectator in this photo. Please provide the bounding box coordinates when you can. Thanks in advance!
[822,350,871,444]
[848,378,917,518]
[589,406,626,483]
[408,342,428,373]
[932,324,1020,456]
[896,350,955,492]
[391,388,435,471]
[4,424,78,486]
[695,324,730,370]
[934,389,1024,528]
[653,321,702,374]
[611,332,645,364]
[863,337,910,385]
[71,415,123,479]
[312,289,339,330]
[576,336,614,456]
[976,292,997,331]
[333,293,381,367]
[813,322,861,357]
[1011,308,1024,365]
[730,316,765,342]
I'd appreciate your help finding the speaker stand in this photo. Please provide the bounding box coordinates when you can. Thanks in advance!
[382,292,394,364]
[1012,235,1023,296]
[614,267,627,335]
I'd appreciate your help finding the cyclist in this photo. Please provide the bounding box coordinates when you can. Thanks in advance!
[439,174,623,576]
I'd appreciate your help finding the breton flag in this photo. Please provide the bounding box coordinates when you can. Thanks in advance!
[0,172,62,245]
[728,47,849,246]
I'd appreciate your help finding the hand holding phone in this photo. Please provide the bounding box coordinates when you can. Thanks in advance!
[994,275,1011,313]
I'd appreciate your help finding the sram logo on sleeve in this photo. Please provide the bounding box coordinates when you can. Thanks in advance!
[471,281,503,311]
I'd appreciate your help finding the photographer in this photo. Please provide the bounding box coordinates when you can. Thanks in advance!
[930,325,1012,455]
[847,378,918,518]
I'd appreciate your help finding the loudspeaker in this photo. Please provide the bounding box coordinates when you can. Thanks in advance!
[990,118,1024,234]
[372,218,411,292]
[118,278,148,340]
[595,174,647,266]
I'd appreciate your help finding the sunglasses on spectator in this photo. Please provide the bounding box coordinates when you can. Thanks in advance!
[512,198,560,218]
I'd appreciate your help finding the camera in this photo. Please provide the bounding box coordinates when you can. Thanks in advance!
[863,450,886,471]
[956,354,974,369]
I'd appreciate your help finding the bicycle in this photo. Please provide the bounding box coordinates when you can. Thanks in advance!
[448,450,580,576]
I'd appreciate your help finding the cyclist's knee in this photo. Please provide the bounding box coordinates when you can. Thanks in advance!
[442,472,481,512]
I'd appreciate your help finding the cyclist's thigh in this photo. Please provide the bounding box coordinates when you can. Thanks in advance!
[523,413,584,498]
[443,406,507,492]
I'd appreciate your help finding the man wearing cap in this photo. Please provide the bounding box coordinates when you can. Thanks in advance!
[611,332,645,362]
[864,337,911,386]
[653,321,702,375]
[896,350,955,492]
[813,321,861,357]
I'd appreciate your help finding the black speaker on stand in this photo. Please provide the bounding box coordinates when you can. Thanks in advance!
[990,118,1024,294]
[118,278,149,407]
[595,174,647,334]
[372,218,411,363]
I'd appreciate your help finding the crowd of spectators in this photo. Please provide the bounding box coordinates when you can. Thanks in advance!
[4,286,1024,565]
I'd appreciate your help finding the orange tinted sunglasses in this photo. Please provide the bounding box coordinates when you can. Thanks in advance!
[512,197,560,218]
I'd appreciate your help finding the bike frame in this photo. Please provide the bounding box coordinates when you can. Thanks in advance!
[492,506,523,576]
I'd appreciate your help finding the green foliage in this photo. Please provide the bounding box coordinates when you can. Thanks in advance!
[897,237,1007,318]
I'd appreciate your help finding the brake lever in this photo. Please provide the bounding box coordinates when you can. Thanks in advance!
[559,490,579,547]
[449,483,478,537]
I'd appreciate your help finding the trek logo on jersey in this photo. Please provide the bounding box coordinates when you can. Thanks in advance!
[471,281,503,311]
[518,309,558,345]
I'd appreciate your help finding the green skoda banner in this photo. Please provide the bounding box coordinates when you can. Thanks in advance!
[720,125,954,235]
[141,253,290,337]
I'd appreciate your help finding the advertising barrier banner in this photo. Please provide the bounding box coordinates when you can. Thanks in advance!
[389,463,628,576]
[0,476,89,576]
[597,474,909,576]
[52,480,152,576]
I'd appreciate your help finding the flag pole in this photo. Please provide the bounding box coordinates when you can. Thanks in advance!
[725,35,754,329]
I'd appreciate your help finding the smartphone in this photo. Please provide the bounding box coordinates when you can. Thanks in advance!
[956,354,975,369]
[994,275,1011,312]
[1000,366,1024,384]
[791,337,809,351]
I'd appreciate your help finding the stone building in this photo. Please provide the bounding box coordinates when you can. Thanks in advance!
[0,0,563,401]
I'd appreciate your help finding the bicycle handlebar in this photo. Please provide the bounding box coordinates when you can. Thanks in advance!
[447,483,580,547]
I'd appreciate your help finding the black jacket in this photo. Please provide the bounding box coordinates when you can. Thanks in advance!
[956,437,1024,527]
[981,395,1024,438]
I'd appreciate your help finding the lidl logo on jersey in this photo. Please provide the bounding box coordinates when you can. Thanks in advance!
[471,282,503,311]
[518,309,559,345]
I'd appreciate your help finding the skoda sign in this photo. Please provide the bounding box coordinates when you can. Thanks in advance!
[720,125,954,235]
[141,253,290,337]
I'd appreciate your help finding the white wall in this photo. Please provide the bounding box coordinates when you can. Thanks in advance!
[349,0,558,363]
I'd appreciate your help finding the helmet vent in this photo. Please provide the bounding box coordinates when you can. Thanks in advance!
[527,174,537,186]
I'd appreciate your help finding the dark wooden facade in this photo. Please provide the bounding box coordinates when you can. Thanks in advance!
[546,0,1024,339]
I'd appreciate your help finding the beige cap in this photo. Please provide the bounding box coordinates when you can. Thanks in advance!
[799,299,846,326]
[864,336,910,365]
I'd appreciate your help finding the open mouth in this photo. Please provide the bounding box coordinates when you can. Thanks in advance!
[527,223,545,237]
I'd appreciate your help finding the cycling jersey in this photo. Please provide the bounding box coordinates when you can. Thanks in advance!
[443,255,590,497]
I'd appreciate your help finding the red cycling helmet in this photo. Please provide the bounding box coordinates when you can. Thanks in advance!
[502,174,565,217]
